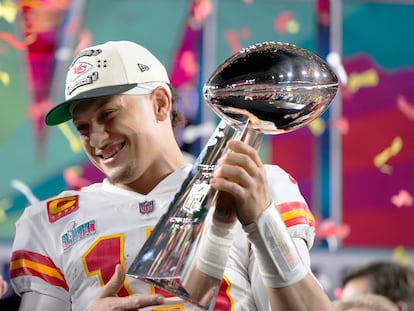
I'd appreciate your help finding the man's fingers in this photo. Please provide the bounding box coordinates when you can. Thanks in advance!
[96,264,125,298]
[91,265,166,310]
[122,294,165,309]
[88,294,165,311]
[227,140,263,167]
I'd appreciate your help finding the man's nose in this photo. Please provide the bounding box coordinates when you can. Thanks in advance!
[89,124,109,148]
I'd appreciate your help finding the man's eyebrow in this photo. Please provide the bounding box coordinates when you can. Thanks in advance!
[73,96,115,117]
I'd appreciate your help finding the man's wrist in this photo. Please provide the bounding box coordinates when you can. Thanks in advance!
[243,202,308,288]
[195,217,236,279]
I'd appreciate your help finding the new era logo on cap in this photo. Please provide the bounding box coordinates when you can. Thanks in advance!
[137,63,149,72]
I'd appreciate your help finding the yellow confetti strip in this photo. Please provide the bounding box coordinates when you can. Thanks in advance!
[392,246,411,266]
[0,0,18,24]
[0,71,10,86]
[379,164,393,175]
[347,68,379,93]
[58,123,82,153]
[0,198,12,222]
[308,117,325,136]
[286,20,300,34]
[373,136,403,171]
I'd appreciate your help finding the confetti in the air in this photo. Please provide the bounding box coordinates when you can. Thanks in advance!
[391,189,413,208]
[397,95,414,121]
[0,0,18,23]
[330,117,350,135]
[308,117,326,136]
[274,11,299,34]
[64,166,92,189]
[347,68,379,93]
[58,123,83,153]
[392,246,411,266]
[373,136,403,173]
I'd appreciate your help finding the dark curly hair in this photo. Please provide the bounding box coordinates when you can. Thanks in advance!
[169,85,186,130]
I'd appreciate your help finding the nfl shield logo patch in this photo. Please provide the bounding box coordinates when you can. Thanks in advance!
[139,200,154,215]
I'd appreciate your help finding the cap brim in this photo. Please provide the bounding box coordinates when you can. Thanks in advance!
[45,84,137,126]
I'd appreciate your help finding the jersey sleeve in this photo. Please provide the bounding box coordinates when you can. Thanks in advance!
[220,165,317,310]
[247,164,317,309]
[265,164,316,249]
[9,200,70,304]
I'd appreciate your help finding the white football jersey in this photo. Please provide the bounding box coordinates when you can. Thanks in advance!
[10,164,315,311]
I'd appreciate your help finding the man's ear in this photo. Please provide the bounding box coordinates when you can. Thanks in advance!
[152,87,171,121]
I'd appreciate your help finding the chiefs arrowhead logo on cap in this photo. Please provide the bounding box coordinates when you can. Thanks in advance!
[68,62,94,82]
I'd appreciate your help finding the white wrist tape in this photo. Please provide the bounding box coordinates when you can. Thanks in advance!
[195,218,236,279]
[244,203,308,288]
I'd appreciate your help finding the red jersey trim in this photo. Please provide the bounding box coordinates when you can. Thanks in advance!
[10,250,69,291]
[277,201,315,228]
[214,275,234,311]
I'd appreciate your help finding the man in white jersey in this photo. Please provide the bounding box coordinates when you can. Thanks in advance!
[9,40,332,310]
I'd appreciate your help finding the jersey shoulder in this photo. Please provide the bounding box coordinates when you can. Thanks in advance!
[16,181,105,226]
[264,164,316,248]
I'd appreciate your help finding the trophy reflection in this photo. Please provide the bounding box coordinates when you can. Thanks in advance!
[127,42,339,310]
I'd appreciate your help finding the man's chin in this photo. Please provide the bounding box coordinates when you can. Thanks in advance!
[106,167,134,185]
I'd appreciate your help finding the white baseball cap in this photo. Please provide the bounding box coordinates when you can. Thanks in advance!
[45,40,170,125]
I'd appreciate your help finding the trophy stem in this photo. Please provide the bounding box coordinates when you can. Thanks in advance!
[242,127,264,151]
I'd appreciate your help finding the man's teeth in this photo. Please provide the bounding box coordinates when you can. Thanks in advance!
[100,143,124,159]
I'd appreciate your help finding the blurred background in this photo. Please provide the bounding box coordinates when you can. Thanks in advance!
[0,0,413,300]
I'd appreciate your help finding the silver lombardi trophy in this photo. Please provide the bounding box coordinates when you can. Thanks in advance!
[127,42,339,310]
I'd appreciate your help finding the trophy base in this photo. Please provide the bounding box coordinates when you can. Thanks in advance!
[138,297,198,311]
[128,275,209,310]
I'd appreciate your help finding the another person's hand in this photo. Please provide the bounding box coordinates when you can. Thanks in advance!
[211,140,272,225]
[0,275,8,298]
[87,264,165,311]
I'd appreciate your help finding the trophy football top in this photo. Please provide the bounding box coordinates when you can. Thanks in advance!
[203,41,339,134]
